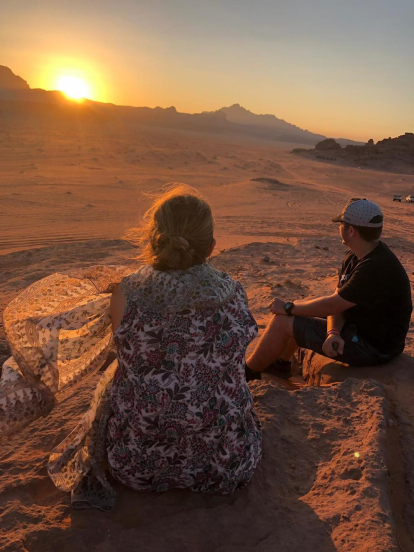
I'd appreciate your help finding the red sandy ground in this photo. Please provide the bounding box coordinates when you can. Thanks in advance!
[0,121,413,551]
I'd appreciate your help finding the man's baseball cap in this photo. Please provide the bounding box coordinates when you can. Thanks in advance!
[332,198,383,227]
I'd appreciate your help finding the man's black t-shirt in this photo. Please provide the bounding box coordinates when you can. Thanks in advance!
[337,242,412,356]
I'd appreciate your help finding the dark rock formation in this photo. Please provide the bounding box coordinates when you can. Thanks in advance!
[292,133,414,174]
[315,138,342,151]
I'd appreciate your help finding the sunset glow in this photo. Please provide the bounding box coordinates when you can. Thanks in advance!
[2,1,413,140]
[57,75,90,100]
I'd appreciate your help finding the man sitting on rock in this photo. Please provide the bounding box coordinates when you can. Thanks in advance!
[246,198,412,381]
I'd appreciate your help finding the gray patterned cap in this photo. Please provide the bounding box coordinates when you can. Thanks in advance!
[332,198,383,227]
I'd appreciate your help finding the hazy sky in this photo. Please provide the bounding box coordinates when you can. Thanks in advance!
[1,0,413,141]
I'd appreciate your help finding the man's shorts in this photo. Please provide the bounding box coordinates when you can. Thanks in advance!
[293,316,393,367]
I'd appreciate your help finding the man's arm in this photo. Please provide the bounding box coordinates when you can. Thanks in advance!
[327,287,347,332]
[327,312,346,333]
[323,312,346,357]
[269,292,355,318]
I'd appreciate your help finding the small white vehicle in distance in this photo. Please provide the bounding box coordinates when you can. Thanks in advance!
[393,194,402,202]
[406,195,414,203]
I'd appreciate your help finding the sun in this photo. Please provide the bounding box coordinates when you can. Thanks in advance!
[57,76,90,100]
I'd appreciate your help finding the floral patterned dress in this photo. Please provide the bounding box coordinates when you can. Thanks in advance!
[107,263,261,494]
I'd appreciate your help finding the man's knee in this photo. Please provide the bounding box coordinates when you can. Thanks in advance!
[270,313,295,337]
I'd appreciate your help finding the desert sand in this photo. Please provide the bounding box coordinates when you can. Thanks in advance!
[1,119,414,551]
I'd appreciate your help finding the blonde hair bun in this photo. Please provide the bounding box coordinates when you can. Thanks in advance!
[125,184,214,271]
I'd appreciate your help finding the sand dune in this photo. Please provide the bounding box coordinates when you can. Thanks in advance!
[0,121,414,551]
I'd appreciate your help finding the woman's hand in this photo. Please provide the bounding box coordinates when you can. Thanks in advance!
[322,334,345,357]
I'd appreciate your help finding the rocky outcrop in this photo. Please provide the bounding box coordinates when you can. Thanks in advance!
[315,139,342,151]
[292,133,414,174]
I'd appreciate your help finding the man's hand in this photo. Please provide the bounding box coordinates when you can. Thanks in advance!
[268,298,287,315]
[322,334,345,357]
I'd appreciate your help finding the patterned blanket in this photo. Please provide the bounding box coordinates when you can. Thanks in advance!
[0,265,131,509]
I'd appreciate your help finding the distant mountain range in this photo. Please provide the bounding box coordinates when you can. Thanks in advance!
[207,104,327,144]
[0,65,362,146]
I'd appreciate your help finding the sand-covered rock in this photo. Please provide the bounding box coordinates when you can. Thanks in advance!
[0,376,397,552]
[302,350,414,549]
[0,237,411,551]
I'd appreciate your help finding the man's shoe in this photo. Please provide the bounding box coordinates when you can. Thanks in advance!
[266,358,292,379]
[245,364,262,382]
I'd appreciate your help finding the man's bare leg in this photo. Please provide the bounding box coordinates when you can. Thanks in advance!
[279,337,298,362]
[247,315,295,372]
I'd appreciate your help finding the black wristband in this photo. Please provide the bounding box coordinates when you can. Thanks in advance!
[284,302,295,316]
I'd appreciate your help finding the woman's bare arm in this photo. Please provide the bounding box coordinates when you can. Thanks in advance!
[110,284,128,333]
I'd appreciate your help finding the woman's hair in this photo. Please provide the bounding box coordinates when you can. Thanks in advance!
[125,184,214,270]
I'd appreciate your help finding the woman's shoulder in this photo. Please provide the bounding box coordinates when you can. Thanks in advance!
[205,264,245,288]
[113,262,247,312]
[117,265,153,294]
[195,264,249,305]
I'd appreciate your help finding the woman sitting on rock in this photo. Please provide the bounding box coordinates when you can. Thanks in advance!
[106,185,261,496]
